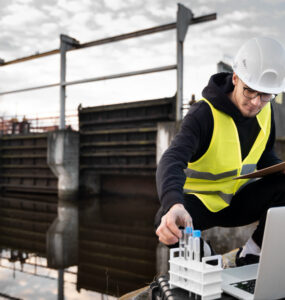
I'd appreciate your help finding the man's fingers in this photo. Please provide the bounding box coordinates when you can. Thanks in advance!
[156,204,194,245]
[156,225,179,245]
[156,220,179,245]
[166,213,182,239]
[176,209,193,231]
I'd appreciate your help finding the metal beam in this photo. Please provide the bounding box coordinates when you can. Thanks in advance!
[0,13,216,67]
[58,269,64,300]
[59,34,79,129]
[176,4,193,121]
[0,65,176,96]
[63,64,177,87]
[0,82,59,95]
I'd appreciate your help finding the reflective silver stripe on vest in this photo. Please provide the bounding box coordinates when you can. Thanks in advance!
[184,168,238,181]
[184,189,233,204]
[240,164,257,175]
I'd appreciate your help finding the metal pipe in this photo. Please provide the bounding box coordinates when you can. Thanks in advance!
[0,49,59,66]
[0,65,176,96]
[59,35,80,129]
[0,82,59,96]
[60,38,67,130]
[0,13,216,67]
[63,64,177,87]
[176,4,193,121]
[58,269,64,300]
[176,40,183,121]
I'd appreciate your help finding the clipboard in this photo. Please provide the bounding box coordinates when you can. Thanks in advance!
[234,161,285,179]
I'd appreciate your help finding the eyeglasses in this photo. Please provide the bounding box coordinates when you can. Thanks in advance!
[243,87,276,102]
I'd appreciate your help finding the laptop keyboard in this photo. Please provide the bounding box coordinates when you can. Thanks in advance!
[231,279,256,294]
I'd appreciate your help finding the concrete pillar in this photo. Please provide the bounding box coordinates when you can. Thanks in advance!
[46,129,79,268]
[47,129,79,201]
[156,121,181,164]
[156,122,179,273]
[156,243,170,275]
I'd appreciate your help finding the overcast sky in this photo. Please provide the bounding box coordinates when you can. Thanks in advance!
[0,0,285,121]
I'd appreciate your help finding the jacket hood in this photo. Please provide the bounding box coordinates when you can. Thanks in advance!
[202,72,252,122]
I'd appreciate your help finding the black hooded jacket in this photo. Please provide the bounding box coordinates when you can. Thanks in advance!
[156,72,281,213]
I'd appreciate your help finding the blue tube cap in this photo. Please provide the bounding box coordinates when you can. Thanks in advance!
[193,230,201,238]
[185,226,193,234]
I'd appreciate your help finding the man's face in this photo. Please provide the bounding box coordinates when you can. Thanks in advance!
[232,73,270,118]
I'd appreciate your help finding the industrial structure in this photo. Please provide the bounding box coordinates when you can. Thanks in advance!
[10,3,285,299]
[2,3,285,298]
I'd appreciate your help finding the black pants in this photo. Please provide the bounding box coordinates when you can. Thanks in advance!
[156,174,285,248]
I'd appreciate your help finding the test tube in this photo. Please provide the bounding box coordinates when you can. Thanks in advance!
[179,229,185,257]
[184,226,192,260]
[188,230,194,260]
[193,230,201,262]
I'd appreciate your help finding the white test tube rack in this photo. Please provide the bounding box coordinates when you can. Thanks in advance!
[169,247,223,300]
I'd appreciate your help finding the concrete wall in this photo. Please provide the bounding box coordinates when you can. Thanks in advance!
[272,93,285,138]
[275,139,285,161]
[202,223,257,254]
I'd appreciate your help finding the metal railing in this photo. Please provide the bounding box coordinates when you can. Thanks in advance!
[0,112,78,135]
[0,4,216,127]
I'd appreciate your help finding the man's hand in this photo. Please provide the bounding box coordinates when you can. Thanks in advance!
[155,203,193,245]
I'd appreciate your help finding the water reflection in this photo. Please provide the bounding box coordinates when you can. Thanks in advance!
[0,193,158,299]
[0,250,116,299]
[77,195,157,296]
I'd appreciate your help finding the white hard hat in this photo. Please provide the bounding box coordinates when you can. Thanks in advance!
[232,37,285,94]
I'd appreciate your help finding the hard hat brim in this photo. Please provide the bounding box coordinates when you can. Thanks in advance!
[233,71,284,95]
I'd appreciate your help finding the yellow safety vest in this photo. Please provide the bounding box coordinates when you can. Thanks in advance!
[183,98,271,212]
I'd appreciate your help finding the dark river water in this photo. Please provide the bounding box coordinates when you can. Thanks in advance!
[0,194,158,299]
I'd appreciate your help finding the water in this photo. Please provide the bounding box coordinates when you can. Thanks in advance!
[0,251,114,300]
[0,195,158,299]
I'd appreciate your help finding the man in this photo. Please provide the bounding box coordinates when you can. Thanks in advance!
[155,37,285,265]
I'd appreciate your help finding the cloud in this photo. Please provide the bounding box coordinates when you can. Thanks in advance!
[1,3,48,27]
[57,0,89,12]
[103,0,131,11]
[1,0,285,118]
[223,10,252,22]
[15,0,33,3]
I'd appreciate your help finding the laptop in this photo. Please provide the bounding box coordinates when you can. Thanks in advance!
[222,206,285,300]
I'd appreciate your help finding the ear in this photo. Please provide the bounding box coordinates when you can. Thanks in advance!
[232,72,238,86]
